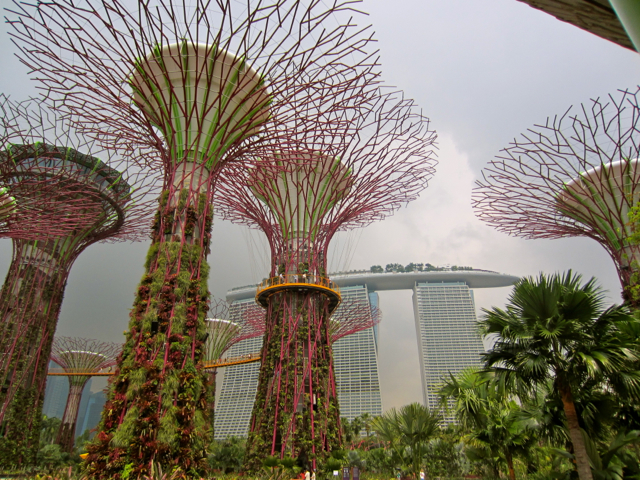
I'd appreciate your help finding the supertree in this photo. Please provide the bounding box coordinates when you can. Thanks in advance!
[329,301,381,344]
[473,87,640,307]
[0,99,158,465]
[49,337,121,453]
[8,0,380,474]
[0,96,94,237]
[216,89,436,470]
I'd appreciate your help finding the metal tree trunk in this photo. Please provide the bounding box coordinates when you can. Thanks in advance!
[0,239,72,465]
[56,382,86,452]
[86,179,214,478]
[244,289,341,471]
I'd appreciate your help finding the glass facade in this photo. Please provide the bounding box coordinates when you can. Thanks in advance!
[412,281,485,420]
[332,285,383,420]
[214,298,263,440]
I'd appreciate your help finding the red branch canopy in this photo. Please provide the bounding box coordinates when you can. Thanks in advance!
[330,301,381,343]
[205,299,265,361]
[8,0,381,182]
[216,89,437,260]
[50,337,121,374]
[473,87,640,244]
[0,98,161,243]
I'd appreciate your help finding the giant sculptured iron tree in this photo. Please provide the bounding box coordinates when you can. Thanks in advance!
[473,87,640,308]
[49,337,121,453]
[0,99,157,465]
[217,89,436,470]
[9,0,381,475]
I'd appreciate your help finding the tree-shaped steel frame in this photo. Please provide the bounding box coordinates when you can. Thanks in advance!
[329,300,381,344]
[473,87,640,306]
[216,89,435,470]
[0,99,158,467]
[49,337,121,453]
[0,96,108,239]
[8,0,381,475]
[205,299,266,363]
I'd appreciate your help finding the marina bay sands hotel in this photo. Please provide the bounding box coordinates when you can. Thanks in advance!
[215,268,518,438]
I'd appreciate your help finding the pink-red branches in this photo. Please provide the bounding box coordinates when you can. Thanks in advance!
[473,87,640,303]
[216,89,436,278]
[330,303,381,343]
[473,87,640,243]
[205,299,265,361]
[0,98,161,243]
[50,337,121,376]
[8,0,380,180]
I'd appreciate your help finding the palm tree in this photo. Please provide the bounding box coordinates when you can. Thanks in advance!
[360,412,373,438]
[480,271,640,480]
[439,368,531,480]
[371,403,441,480]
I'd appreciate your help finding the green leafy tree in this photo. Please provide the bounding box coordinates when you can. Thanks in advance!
[583,430,640,480]
[363,447,394,475]
[40,415,62,446]
[208,437,246,473]
[385,263,404,273]
[480,271,640,480]
[439,369,532,480]
[370,403,441,480]
[370,265,384,274]
[360,413,373,438]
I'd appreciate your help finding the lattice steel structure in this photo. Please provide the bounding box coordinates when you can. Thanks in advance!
[217,89,436,470]
[205,299,266,363]
[0,97,101,239]
[0,99,157,466]
[8,0,380,475]
[213,294,380,441]
[473,87,640,306]
[49,337,120,453]
[329,300,381,344]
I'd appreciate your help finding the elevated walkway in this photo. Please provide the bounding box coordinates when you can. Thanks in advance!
[46,352,261,376]
[255,274,341,313]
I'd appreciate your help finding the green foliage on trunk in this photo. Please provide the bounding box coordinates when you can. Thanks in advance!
[243,291,342,473]
[84,191,213,478]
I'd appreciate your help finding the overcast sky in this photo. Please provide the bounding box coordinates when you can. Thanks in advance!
[1,0,640,408]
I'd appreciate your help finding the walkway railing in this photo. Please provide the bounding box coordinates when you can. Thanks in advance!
[256,274,340,296]
[46,353,262,376]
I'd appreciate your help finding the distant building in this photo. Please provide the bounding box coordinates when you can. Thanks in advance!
[213,298,263,440]
[332,285,382,421]
[42,368,95,437]
[77,390,107,439]
[74,380,92,437]
[215,268,518,438]
[413,281,483,419]
[42,363,70,419]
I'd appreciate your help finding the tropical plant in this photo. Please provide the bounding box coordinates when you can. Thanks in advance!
[583,430,640,480]
[208,437,246,473]
[360,413,373,438]
[40,416,62,446]
[370,403,441,480]
[261,455,302,480]
[439,368,533,480]
[480,271,640,480]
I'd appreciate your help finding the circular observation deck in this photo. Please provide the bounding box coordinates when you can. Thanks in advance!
[255,274,342,314]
